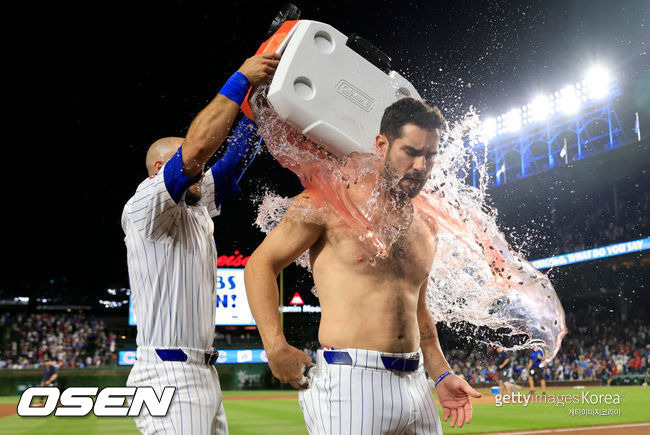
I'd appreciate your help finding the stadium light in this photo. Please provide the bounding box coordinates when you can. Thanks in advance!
[496,115,503,135]
[558,85,581,114]
[503,108,522,133]
[584,66,610,100]
[483,66,615,141]
[530,95,551,122]
[481,117,497,141]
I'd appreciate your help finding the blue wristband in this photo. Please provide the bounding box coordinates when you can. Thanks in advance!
[218,72,250,105]
[434,370,453,388]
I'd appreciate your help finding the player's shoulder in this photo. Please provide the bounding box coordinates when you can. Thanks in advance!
[126,173,165,204]
[291,189,322,207]
[414,202,438,235]
[137,172,165,193]
[290,189,331,215]
[282,189,330,231]
[121,173,167,225]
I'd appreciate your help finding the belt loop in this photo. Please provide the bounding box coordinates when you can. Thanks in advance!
[205,351,219,365]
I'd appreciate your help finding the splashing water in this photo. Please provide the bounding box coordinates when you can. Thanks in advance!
[250,88,567,361]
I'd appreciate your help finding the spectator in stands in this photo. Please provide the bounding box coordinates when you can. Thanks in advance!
[0,312,116,369]
[629,351,643,372]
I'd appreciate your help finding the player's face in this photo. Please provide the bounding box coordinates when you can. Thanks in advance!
[381,123,439,198]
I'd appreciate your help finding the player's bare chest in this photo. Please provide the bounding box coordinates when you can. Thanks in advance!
[326,220,436,281]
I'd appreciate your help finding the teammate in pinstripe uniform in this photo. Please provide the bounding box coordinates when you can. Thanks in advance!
[122,52,280,434]
[245,98,481,434]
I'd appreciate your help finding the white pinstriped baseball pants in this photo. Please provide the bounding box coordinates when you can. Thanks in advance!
[299,349,442,435]
[127,347,228,434]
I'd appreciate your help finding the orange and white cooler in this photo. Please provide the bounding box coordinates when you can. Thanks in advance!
[242,19,422,157]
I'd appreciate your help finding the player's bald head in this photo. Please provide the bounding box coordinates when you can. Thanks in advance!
[146,137,184,176]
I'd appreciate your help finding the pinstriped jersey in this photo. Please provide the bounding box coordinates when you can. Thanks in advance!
[122,153,222,350]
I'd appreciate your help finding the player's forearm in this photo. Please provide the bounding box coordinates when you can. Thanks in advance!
[420,333,452,379]
[182,94,241,177]
[418,311,452,378]
[218,116,258,177]
[208,117,259,207]
[244,256,287,351]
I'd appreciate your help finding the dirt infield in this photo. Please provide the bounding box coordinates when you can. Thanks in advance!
[485,422,650,434]
[0,404,16,418]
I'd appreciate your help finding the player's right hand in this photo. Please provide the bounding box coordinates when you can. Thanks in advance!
[237,52,281,88]
[266,342,313,389]
[436,374,481,428]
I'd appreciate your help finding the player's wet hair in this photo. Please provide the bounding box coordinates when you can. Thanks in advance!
[380,97,445,144]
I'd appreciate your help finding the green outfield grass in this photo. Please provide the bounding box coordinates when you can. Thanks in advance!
[0,386,648,434]
[441,386,650,434]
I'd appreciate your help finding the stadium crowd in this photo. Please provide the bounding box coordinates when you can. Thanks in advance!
[293,307,650,388]
[526,187,648,259]
[557,191,647,252]
[0,312,117,369]
[443,310,650,386]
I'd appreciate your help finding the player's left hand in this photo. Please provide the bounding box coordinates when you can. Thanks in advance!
[435,374,481,428]
[237,52,281,88]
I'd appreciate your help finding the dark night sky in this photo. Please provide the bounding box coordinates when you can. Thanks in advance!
[3,0,648,297]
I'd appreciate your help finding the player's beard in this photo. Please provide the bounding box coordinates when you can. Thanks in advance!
[398,173,426,198]
[185,185,202,206]
[382,159,425,200]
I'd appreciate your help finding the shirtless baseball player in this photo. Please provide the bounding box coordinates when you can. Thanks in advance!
[122,52,279,434]
[245,98,481,434]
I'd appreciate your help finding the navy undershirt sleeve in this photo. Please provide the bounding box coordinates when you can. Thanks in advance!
[210,116,260,207]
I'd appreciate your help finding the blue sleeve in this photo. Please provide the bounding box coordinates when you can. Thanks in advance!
[163,147,202,203]
[210,116,260,206]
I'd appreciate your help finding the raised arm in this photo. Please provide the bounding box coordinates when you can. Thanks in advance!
[244,193,324,388]
[417,281,481,428]
[206,116,260,210]
[181,52,280,178]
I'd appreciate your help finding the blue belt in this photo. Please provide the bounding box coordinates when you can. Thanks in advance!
[323,350,419,372]
[155,349,219,365]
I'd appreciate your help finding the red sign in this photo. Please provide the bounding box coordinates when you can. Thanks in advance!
[217,251,251,267]
[289,292,304,306]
